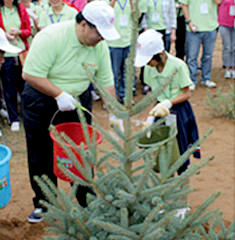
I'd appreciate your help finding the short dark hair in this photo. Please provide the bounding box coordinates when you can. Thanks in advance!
[152,53,163,62]
[76,12,95,28]
[0,0,19,8]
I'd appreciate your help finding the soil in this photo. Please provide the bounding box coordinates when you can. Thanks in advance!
[0,36,234,240]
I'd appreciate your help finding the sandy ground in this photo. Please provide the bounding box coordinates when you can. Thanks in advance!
[0,35,234,240]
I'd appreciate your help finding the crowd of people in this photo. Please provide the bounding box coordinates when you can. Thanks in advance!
[0,0,234,223]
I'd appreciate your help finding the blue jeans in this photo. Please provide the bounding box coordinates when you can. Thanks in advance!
[220,26,235,68]
[109,46,136,101]
[0,57,24,123]
[186,30,217,84]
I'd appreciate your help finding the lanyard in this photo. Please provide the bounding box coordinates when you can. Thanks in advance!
[117,0,128,11]
[49,13,63,24]
[152,0,158,9]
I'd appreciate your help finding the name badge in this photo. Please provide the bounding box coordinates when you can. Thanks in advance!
[230,5,235,16]
[200,3,208,15]
[152,13,160,22]
[165,114,177,127]
[120,15,128,26]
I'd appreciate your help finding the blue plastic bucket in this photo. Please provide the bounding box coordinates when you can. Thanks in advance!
[0,144,12,208]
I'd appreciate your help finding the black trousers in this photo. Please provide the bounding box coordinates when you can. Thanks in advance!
[21,83,92,208]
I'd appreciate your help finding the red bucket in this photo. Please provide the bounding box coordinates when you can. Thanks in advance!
[50,122,102,182]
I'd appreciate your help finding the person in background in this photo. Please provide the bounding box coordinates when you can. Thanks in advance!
[180,0,222,91]
[0,0,31,131]
[22,0,119,223]
[218,0,235,79]
[38,0,77,29]
[0,28,21,118]
[21,0,40,44]
[108,0,146,103]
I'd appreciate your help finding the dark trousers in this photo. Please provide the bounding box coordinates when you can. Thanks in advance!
[0,57,24,123]
[176,15,186,60]
[21,83,92,208]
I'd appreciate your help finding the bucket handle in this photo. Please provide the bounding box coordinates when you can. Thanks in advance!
[50,102,96,126]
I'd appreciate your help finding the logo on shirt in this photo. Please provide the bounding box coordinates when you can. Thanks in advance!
[0,177,8,191]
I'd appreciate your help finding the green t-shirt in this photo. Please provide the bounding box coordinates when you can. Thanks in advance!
[146,0,165,30]
[38,4,77,28]
[144,53,192,102]
[179,0,219,31]
[23,20,114,96]
[1,6,25,57]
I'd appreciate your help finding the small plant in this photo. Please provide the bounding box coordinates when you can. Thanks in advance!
[207,85,235,119]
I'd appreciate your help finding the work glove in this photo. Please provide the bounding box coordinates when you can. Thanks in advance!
[109,113,124,132]
[142,116,155,138]
[149,100,172,117]
[55,91,77,112]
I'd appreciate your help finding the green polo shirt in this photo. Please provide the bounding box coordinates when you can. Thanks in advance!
[146,0,165,30]
[38,4,77,28]
[1,6,25,57]
[107,0,132,48]
[144,53,192,102]
[107,0,146,48]
[179,0,219,31]
[23,20,114,96]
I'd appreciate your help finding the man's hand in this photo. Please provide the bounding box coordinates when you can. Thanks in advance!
[55,91,77,112]
[109,113,124,132]
[149,100,172,117]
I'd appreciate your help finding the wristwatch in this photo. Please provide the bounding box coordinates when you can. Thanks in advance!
[185,19,191,25]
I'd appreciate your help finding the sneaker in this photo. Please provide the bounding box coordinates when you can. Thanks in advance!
[28,208,44,223]
[142,85,150,95]
[200,80,216,88]
[189,83,196,91]
[224,69,232,79]
[11,121,20,131]
[231,70,235,79]
[91,90,100,101]
[0,108,8,119]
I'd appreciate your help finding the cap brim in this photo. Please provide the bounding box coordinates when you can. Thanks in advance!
[134,52,153,68]
[0,43,22,54]
[97,26,120,41]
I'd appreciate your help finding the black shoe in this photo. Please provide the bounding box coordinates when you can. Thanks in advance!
[28,208,44,223]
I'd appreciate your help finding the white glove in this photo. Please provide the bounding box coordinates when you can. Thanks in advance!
[142,116,155,138]
[142,116,155,129]
[55,91,77,112]
[149,100,172,117]
[109,113,124,132]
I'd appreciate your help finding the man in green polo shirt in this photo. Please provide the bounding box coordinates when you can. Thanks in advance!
[180,0,221,90]
[21,0,120,223]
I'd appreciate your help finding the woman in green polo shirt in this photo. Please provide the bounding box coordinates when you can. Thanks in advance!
[38,0,77,29]
[0,0,31,131]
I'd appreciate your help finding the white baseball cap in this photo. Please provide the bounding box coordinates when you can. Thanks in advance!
[82,0,120,41]
[0,28,22,53]
[135,29,164,67]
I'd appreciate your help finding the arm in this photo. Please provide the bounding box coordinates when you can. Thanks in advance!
[22,73,62,98]
[169,86,191,106]
[181,4,198,32]
[18,4,31,39]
